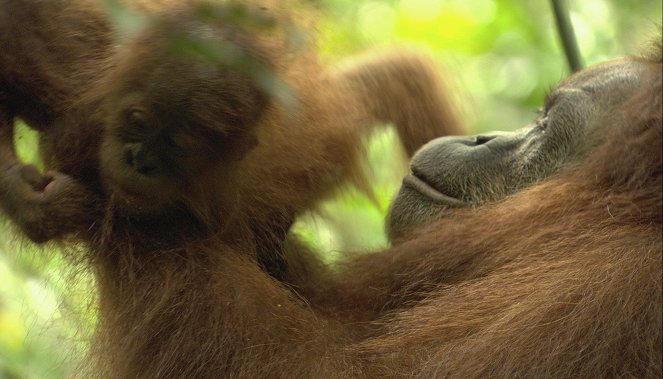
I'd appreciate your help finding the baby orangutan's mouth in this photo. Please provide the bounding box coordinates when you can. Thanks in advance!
[103,176,167,215]
[402,174,466,207]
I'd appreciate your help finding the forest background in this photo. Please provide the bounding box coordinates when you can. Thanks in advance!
[0,0,660,377]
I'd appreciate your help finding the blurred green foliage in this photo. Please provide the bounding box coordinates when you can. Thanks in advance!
[1,0,661,377]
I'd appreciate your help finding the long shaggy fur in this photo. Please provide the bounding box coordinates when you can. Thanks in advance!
[1,1,660,378]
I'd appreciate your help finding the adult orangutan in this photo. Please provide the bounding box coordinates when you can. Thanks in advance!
[305,46,662,378]
[2,1,661,378]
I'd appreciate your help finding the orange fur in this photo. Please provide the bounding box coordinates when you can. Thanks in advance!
[2,1,659,377]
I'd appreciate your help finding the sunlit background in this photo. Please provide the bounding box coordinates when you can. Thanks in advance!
[1,0,661,377]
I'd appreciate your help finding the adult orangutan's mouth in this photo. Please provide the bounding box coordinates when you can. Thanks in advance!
[402,174,466,207]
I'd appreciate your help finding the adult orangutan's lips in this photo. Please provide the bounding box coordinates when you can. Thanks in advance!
[402,174,466,207]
